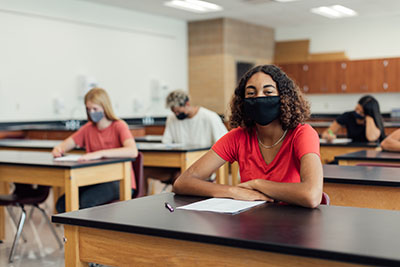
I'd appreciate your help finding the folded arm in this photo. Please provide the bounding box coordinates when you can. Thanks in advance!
[237,153,323,208]
[173,150,272,201]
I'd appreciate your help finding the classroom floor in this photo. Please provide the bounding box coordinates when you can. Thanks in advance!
[0,184,172,267]
[0,190,65,267]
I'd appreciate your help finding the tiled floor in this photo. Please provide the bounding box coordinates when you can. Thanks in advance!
[0,191,65,267]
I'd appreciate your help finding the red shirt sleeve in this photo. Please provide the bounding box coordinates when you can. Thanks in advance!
[211,128,241,163]
[115,120,134,144]
[71,122,91,148]
[293,124,320,160]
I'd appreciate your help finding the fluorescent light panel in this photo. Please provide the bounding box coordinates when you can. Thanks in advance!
[311,5,357,19]
[164,0,223,13]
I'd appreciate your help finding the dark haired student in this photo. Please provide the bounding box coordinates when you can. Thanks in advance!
[322,95,385,143]
[173,65,323,208]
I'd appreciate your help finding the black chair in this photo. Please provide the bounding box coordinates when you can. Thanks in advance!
[0,184,63,263]
[132,152,146,198]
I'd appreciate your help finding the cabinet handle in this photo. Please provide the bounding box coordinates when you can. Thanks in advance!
[341,63,347,69]
[303,85,309,92]
[383,83,389,90]
[303,65,309,71]
[383,60,389,67]
[341,84,347,91]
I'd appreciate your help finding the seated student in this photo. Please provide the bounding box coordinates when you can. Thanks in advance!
[144,90,228,189]
[381,129,400,151]
[52,88,138,213]
[162,90,228,146]
[173,65,323,208]
[321,95,385,143]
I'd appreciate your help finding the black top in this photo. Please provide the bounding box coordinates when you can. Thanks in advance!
[324,165,400,186]
[53,193,400,266]
[336,111,384,142]
[335,150,400,163]
[336,111,368,142]
[0,150,134,169]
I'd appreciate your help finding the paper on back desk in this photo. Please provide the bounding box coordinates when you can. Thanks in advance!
[53,154,81,161]
[177,198,266,214]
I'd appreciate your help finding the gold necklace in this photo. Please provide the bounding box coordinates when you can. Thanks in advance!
[257,129,288,149]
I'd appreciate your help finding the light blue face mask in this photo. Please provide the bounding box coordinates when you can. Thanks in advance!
[89,111,104,123]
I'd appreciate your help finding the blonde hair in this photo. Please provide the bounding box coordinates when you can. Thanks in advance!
[84,88,119,121]
[166,90,189,109]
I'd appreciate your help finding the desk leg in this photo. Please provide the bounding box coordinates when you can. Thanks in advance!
[215,162,229,185]
[64,225,86,267]
[65,172,79,212]
[119,162,131,201]
[0,181,8,241]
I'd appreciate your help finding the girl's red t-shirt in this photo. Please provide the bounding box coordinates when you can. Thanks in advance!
[212,124,320,183]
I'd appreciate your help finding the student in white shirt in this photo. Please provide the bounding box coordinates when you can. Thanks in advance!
[145,90,227,192]
[162,90,228,146]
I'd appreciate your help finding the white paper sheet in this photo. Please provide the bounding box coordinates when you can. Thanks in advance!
[177,198,266,214]
[53,155,82,161]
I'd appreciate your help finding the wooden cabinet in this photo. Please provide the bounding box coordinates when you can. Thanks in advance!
[278,57,400,94]
[379,58,399,92]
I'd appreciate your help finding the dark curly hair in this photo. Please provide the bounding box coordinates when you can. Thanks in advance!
[229,64,310,130]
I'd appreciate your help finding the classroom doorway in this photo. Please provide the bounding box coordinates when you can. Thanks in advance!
[236,62,255,83]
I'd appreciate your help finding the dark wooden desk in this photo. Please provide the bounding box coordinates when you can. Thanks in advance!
[53,193,400,267]
[323,165,400,210]
[136,142,229,185]
[0,150,133,241]
[320,140,379,164]
[335,150,400,166]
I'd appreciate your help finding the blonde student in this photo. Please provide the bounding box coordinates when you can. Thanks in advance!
[174,65,323,208]
[52,88,138,213]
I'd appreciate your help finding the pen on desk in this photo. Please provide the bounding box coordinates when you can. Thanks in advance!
[165,202,174,212]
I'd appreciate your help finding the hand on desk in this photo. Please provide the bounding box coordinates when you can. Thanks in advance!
[229,185,273,202]
[78,151,103,161]
[52,146,64,157]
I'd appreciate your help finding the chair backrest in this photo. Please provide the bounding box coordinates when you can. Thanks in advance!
[132,152,146,198]
[321,192,330,205]
[13,184,50,205]
[356,162,400,168]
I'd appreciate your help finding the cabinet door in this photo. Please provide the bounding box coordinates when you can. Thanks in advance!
[279,63,303,90]
[382,58,400,92]
[347,59,380,93]
[300,62,339,94]
[336,61,350,94]
[298,63,319,94]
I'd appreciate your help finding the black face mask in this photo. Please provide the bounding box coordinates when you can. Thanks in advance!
[353,111,365,120]
[244,96,281,126]
[176,112,188,120]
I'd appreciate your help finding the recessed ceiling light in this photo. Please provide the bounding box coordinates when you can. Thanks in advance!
[164,0,223,13]
[311,5,358,19]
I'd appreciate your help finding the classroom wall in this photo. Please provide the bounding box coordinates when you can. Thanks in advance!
[276,17,400,114]
[0,0,188,122]
[189,18,274,116]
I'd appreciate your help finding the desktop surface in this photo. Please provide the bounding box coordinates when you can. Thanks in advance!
[335,150,400,162]
[53,192,400,266]
[0,150,133,169]
[324,165,400,186]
